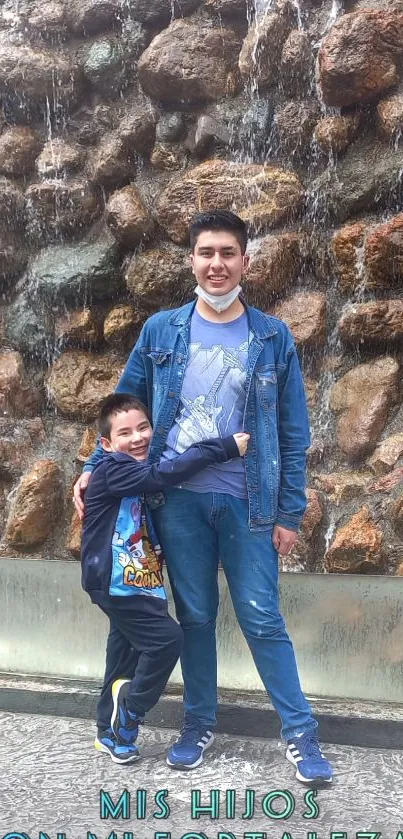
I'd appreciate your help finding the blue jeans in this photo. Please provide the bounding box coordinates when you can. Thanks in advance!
[152,489,317,740]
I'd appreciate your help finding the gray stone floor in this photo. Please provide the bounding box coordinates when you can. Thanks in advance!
[0,711,403,839]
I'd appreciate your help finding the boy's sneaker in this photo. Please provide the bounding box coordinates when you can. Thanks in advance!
[286,731,333,785]
[166,719,214,770]
[111,679,143,746]
[94,728,139,764]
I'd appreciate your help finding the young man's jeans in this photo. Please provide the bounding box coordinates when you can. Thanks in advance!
[153,488,317,741]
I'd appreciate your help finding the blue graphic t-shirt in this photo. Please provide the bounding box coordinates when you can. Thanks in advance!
[163,308,249,498]
[109,497,165,600]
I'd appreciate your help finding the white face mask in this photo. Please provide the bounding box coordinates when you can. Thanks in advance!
[195,284,242,313]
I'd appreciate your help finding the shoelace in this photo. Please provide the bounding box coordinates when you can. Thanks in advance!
[177,723,207,745]
[297,732,323,759]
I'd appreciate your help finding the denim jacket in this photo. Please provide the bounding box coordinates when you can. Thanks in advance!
[85,301,311,531]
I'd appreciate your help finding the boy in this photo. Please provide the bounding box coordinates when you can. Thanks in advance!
[81,392,249,764]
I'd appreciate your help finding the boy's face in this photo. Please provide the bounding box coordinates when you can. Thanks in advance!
[191,229,249,296]
[101,409,152,460]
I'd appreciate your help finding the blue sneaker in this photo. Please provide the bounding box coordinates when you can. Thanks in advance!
[286,731,333,785]
[94,728,140,764]
[111,679,143,746]
[167,720,214,770]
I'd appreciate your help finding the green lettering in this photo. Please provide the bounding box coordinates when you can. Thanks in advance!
[303,790,320,820]
[191,789,220,819]
[154,790,170,819]
[100,789,130,820]
[262,791,295,820]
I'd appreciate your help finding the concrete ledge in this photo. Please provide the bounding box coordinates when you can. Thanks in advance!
[1,673,402,749]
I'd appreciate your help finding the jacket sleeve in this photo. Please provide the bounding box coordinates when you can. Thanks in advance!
[104,437,239,497]
[275,343,311,532]
[83,325,149,473]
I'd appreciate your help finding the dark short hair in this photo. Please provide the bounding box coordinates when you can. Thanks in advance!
[189,209,248,255]
[98,393,151,439]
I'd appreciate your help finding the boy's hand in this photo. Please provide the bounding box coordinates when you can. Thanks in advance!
[233,432,250,456]
[73,472,91,520]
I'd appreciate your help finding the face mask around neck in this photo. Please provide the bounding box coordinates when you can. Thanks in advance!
[195,284,242,313]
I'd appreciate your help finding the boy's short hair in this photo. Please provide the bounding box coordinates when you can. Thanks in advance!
[98,393,151,439]
[189,209,248,255]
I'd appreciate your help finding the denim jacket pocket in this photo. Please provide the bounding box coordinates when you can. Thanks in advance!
[256,370,277,410]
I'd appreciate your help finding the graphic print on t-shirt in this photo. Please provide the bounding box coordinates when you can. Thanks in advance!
[109,497,165,599]
[169,341,248,453]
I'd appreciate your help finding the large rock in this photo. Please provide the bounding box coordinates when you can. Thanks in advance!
[77,427,99,463]
[4,295,52,358]
[311,137,403,223]
[55,309,103,349]
[314,114,361,156]
[105,186,154,247]
[25,235,122,303]
[338,300,403,345]
[206,0,246,17]
[36,140,86,178]
[314,471,371,505]
[368,434,403,476]
[243,233,302,307]
[155,160,304,244]
[377,90,403,140]
[46,351,124,420]
[79,37,127,95]
[280,30,313,97]
[0,351,40,417]
[66,510,82,558]
[5,460,64,548]
[126,244,194,312]
[0,177,25,230]
[275,101,320,157]
[239,9,293,89]
[127,0,200,25]
[88,132,135,189]
[364,213,403,284]
[0,35,81,107]
[331,221,369,293]
[329,357,400,461]
[103,304,144,347]
[138,20,241,104]
[0,127,42,177]
[0,231,27,285]
[318,10,403,107]
[301,488,323,540]
[273,292,326,347]
[325,506,384,573]
[25,180,102,243]
[67,0,123,35]
[88,110,155,187]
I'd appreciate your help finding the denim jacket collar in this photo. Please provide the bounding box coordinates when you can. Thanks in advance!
[168,299,279,340]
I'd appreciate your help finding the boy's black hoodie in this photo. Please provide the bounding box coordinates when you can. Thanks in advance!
[81,436,239,608]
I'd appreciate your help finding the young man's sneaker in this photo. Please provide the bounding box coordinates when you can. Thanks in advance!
[111,679,143,746]
[286,731,333,785]
[166,720,214,770]
[94,728,140,764]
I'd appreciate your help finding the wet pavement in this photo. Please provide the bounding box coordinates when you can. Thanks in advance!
[0,711,402,839]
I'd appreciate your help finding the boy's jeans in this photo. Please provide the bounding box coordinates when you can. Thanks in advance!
[153,488,317,741]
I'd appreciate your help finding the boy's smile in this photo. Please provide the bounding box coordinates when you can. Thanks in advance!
[101,408,152,460]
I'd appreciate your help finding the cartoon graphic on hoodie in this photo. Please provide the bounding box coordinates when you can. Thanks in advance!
[110,497,165,600]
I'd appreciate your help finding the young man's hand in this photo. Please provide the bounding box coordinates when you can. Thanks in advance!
[73,472,91,520]
[272,524,297,555]
[233,432,250,456]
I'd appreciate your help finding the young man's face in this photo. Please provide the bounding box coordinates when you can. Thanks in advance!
[101,409,152,460]
[191,229,249,296]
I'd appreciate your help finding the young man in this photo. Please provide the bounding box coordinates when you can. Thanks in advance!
[81,391,248,764]
[75,210,333,784]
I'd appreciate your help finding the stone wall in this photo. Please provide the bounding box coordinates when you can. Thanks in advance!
[0,0,403,573]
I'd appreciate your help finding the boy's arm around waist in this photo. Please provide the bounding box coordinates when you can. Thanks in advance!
[83,328,149,473]
[105,437,239,497]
